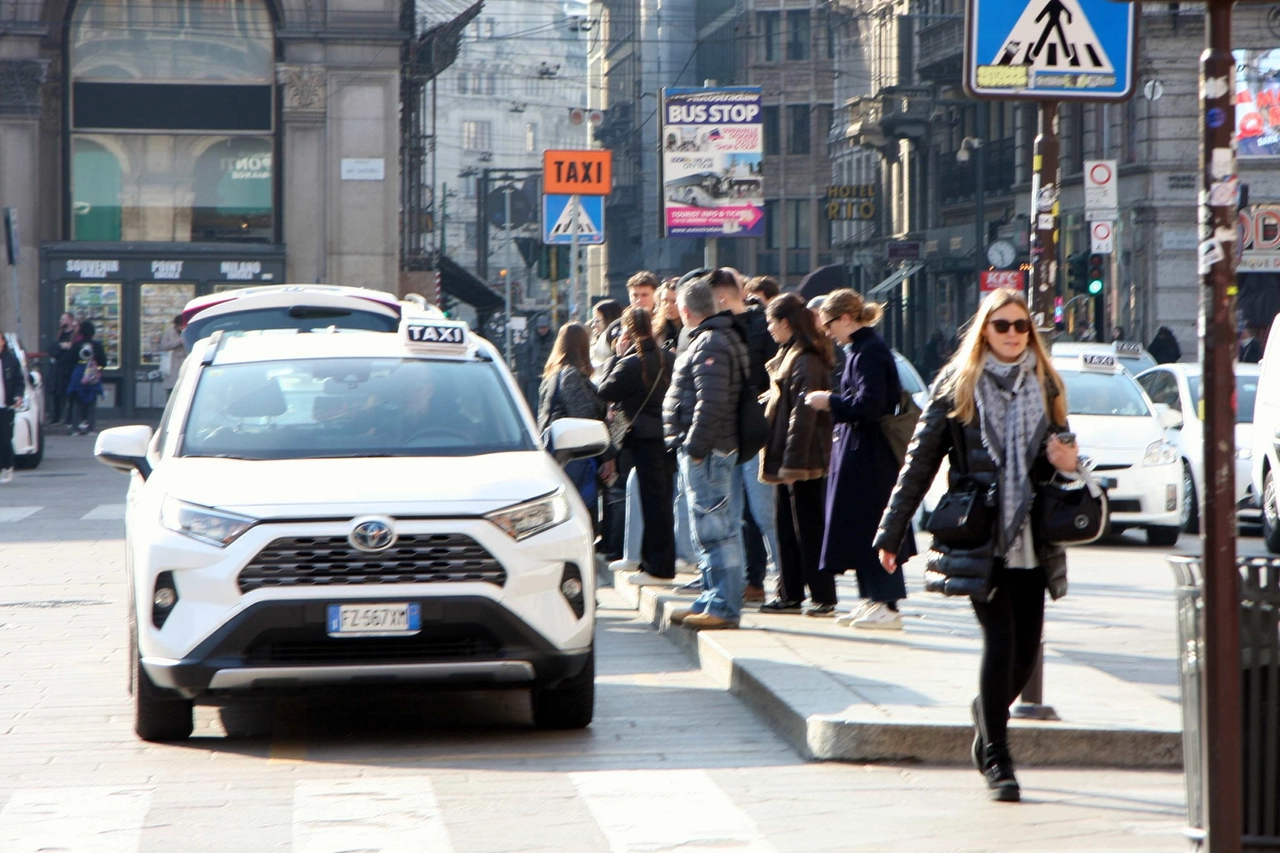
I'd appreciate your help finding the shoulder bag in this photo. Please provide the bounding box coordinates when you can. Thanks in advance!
[879,387,922,465]
[608,354,663,451]
[924,478,998,546]
[1032,468,1108,546]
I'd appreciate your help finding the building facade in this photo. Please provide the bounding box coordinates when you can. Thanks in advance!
[0,0,404,414]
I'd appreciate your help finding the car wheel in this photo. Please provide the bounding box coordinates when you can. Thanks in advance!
[1180,462,1199,534]
[1146,525,1181,547]
[531,648,594,730]
[1264,470,1280,554]
[134,651,193,742]
[13,426,41,469]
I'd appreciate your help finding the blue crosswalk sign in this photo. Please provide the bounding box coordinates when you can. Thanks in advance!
[542,194,605,245]
[965,0,1135,101]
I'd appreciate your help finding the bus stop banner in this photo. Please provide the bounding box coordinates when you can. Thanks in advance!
[660,86,764,239]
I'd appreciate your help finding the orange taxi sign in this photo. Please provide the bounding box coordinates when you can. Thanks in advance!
[542,149,612,196]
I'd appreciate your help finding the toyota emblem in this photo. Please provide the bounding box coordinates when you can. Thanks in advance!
[350,519,396,552]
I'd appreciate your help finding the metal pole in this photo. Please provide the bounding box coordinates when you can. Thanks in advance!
[504,185,513,366]
[570,194,581,322]
[1028,101,1060,329]
[8,266,22,349]
[1201,3,1242,849]
[974,100,987,289]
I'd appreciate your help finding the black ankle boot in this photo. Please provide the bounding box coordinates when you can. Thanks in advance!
[982,742,1021,802]
[970,698,984,772]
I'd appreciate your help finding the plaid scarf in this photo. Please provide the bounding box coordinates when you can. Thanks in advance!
[975,350,1050,560]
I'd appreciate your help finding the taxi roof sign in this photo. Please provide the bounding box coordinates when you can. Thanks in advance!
[1114,341,1143,356]
[542,149,612,196]
[402,318,471,353]
[1079,352,1119,372]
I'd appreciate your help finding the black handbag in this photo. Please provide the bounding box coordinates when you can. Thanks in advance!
[1032,471,1108,546]
[924,481,998,545]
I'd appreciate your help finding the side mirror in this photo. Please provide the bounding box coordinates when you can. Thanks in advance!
[1155,404,1184,430]
[544,417,609,464]
[95,425,154,479]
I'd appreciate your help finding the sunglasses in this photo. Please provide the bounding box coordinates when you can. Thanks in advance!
[988,318,1031,334]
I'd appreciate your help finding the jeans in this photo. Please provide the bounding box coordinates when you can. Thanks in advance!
[679,447,745,622]
[625,465,697,566]
[734,454,779,586]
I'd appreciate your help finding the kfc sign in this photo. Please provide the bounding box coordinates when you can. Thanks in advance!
[980,270,1025,293]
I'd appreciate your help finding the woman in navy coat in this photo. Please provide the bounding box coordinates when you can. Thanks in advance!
[805,289,915,629]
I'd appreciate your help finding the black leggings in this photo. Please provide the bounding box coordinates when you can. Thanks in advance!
[777,479,836,605]
[971,564,1047,745]
[630,437,675,579]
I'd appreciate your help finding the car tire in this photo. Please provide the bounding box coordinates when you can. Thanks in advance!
[1264,470,1280,554]
[13,426,41,469]
[1181,461,1200,534]
[134,652,193,742]
[531,648,594,730]
[1146,525,1181,547]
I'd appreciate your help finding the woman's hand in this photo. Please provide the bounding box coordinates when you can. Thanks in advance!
[615,333,632,357]
[1046,433,1079,473]
[599,459,617,483]
[804,390,832,411]
[879,549,897,573]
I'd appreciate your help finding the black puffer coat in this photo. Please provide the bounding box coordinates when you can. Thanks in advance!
[873,372,1070,601]
[662,314,748,458]
[597,338,674,441]
[0,346,23,407]
[732,307,776,393]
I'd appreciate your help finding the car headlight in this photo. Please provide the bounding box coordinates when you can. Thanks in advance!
[1237,446,1254,461]
[486,490,571,541]
[161,496,257,547]
[1143,440,1179,466]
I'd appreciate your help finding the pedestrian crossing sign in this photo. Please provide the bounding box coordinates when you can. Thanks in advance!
[542,194,605,245]
[965,0,1135,101]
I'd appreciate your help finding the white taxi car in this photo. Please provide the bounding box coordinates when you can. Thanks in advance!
[1053,352,1183,546]
[8,334,45,468]
[1052,341,1157,375]
[95,317,608,741]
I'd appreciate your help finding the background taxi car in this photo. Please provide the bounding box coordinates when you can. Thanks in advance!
[1052,351,1183,546]
[8,333,45,468]
[95,318,607,741]
[180,284,407,350]
[1052,341,1157,375]
[1136,362,1260,533]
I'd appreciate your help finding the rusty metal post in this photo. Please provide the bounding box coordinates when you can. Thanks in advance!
[1200,2,1242,850]
[1027,101,1060,329]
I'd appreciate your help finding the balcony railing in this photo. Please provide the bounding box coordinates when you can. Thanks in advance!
[916,16,963,81]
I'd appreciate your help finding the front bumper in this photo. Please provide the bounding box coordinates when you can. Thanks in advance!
[142,596,591,698]
[1097,462,1180,528]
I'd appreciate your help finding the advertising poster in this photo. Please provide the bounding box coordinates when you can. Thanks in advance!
[1235,49,1280,157]
[660,87,764,239]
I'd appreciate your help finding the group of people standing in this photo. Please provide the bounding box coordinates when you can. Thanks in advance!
[539,277,1089,804]
[51,312,108,436]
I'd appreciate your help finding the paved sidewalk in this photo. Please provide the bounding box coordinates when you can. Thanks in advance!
[606,532,1195,768]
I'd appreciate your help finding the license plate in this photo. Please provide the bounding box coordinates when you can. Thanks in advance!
[326,603,421,637]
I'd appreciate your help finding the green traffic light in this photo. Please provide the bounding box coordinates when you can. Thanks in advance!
[1088,279,1104,295]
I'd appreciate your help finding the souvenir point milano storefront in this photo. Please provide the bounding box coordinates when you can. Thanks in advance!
[7,0,404,416]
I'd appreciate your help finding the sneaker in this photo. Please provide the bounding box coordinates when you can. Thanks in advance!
[804,602,836,617]
[983,742,1021,802]
[758,597,803,613]
[743,584,766,603]
[609,558,640,573]
[675,558,696,573]
[851,602,904,630]
[675,577,703,594]
[0,468,12,484]
[627,571,674,586]
[834,600,875,626]
[682,612,739,630]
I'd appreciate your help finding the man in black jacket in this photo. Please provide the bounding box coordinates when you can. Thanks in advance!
[710,269,778,603]
[663,277,748,630]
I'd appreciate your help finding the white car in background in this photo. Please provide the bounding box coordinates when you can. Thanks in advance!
[8,334,45,468]
[1053,352,1183,546]
[1250,312,1280,551]
[1135,362,1260,533]
[893,350,928,410]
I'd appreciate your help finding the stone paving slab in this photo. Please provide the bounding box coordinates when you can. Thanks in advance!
[609,561,1184,768]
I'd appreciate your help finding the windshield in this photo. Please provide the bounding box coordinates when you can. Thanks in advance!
[180,357,534,459]
[1060,370,1153,417]
[1187,375,1258,424]
[182,305,400,348]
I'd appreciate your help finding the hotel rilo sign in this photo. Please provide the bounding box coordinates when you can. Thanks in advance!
[825,184,876,221]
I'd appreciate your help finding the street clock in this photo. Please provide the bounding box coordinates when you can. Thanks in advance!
[986,240,1017,269]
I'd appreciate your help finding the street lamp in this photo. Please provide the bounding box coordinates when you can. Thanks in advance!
[955,136,983,163]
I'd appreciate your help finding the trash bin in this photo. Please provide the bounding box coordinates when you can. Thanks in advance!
[1170,555,1280,850]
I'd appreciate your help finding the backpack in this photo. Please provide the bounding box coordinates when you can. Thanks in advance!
[879,387,921,466]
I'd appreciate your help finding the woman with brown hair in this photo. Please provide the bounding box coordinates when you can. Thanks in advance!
[598,307,676,580]
[537,323,608,511]
[805,288,915,627]
[873,288,1079,802]
[757,293,835,615]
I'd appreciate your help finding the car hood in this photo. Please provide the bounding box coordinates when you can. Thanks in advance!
[161,452,563,518]
[1068,414,1164,453]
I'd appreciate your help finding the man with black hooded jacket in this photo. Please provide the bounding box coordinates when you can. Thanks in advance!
[709,269,779,603]
[663,277,748,630]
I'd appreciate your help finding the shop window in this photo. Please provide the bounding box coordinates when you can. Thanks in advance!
[64,283,122,370]
[139,283,196,369]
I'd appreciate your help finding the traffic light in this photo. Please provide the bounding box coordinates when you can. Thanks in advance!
[1086,253,1106,295]
[539,245,570,280]
[1067,252,1089,293]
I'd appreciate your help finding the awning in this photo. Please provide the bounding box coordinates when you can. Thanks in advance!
[867,262,925,298]
[437,253,504,311]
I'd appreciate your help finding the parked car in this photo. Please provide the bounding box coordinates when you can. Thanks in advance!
[1136,362,1260,533]
[8,334,45,469]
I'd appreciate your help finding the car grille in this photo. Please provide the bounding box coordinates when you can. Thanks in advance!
[1109,499,1142,513]
[244,629,501,666]
[237,534,507,592]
